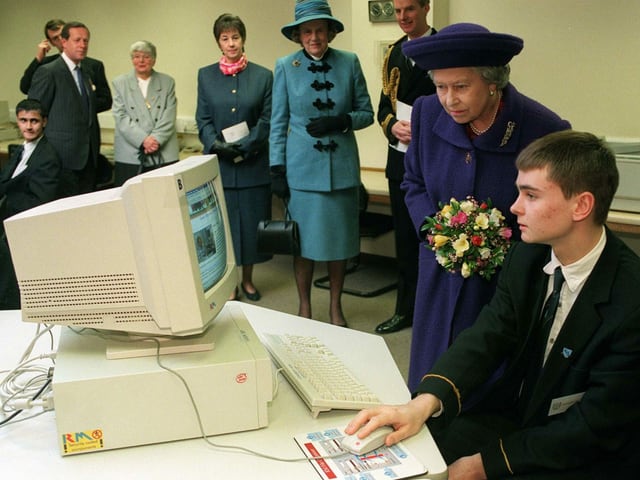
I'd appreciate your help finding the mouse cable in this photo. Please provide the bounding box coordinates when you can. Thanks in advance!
[70,328,353,463]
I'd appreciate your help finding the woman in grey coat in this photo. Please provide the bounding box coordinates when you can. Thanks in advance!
[112,40,179,186]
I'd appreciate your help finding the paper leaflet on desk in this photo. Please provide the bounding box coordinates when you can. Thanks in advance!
[294,426,426,480]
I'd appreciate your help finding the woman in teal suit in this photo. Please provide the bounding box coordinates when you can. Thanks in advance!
[197,13,273,301]
[270,0,374,326]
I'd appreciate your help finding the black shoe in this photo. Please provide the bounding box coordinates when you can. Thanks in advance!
[375,314,412,334]
[241,284,261,301]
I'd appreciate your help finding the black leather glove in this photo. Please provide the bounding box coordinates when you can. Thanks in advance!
[270,166,289,199]
[212,139,242,162]
[305,114,351,138]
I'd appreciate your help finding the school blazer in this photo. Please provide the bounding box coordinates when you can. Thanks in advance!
[416,230,640,476]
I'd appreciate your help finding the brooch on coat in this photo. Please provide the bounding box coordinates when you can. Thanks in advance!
[500,121,516,147]
[292,59,301,67]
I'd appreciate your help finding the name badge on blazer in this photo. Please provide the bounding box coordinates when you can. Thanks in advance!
[548,392,585,416]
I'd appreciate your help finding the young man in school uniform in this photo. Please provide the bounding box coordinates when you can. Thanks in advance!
[347,130,640,479]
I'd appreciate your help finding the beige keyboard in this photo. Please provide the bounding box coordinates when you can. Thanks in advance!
[262,333,381,418]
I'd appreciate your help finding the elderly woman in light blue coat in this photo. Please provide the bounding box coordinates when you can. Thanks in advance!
[270,0,374,327]
[111,40,179,186]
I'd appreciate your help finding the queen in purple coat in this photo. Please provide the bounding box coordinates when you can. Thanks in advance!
[401,23,571,391]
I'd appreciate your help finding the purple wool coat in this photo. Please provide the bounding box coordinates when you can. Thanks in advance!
[402,83,571,391]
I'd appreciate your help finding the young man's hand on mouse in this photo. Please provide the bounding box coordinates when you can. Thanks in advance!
[344,393,441,446]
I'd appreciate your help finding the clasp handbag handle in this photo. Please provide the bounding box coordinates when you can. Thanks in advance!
[256,198,300,256]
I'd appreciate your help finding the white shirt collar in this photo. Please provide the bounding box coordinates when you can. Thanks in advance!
[543,226,607,293]
[11,136,43,179]
[309,48,329,61]
[406,27,433,42]
[406,29,432,66]
[61,52,80,73]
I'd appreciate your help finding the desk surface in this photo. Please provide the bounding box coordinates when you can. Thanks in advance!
[0,303,447,479]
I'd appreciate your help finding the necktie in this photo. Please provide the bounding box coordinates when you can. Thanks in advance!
[538,266,565,368]
[518,266,565,411]
[75,66,89,111]
[74,66,85,95]
[541,266,565,331]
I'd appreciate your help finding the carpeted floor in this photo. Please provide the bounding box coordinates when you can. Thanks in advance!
[313,256,398,297]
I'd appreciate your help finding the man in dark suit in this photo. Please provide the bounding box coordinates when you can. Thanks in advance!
[19,19,65,94]
[375,0,437,334]
[347,131,640,478]
[0,99,60,309]
[20,19,112,113]
[28,21,111,197]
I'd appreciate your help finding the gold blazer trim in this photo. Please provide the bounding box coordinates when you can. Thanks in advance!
[499,438,514,474]
[421,373,462,415]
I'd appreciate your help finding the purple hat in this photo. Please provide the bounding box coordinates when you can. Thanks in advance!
[281,0,344,41]
[402,23,523,71]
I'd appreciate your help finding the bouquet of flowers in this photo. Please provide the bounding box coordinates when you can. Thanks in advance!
[421,196,512,280]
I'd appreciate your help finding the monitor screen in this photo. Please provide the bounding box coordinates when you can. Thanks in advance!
[3,155,237,337]
[186,180,226,293]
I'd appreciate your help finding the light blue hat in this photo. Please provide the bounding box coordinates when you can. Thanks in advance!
[281,0,344,41]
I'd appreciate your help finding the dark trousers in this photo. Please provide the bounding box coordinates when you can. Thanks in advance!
[58,159,96,198]
[388,178,419,318]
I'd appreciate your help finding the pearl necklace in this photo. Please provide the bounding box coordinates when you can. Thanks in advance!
[469,91,501,136]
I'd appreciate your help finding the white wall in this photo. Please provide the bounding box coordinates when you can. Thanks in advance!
[0,1,303,122]
[1,1,639,170]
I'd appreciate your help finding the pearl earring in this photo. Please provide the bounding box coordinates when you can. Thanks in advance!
[490,90,495,96]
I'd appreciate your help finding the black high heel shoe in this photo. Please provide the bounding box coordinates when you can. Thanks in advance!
[241,284,261,301]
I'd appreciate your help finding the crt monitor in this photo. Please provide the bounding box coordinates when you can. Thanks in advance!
[3,154,237,337]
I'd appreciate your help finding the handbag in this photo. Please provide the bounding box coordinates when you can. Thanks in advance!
[256,200,300,256]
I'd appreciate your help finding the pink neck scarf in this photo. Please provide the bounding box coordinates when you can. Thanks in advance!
[219,54,248,76]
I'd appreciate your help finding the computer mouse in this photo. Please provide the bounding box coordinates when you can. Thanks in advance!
[341,425,394,455]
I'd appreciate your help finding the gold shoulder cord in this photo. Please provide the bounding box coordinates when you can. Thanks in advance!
[381,44,401,134]
[381,44,400,111]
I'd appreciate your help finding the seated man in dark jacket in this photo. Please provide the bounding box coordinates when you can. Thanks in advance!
[0,99,60,308]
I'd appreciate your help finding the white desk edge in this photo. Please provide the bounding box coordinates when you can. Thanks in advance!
[0,303,447,479]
